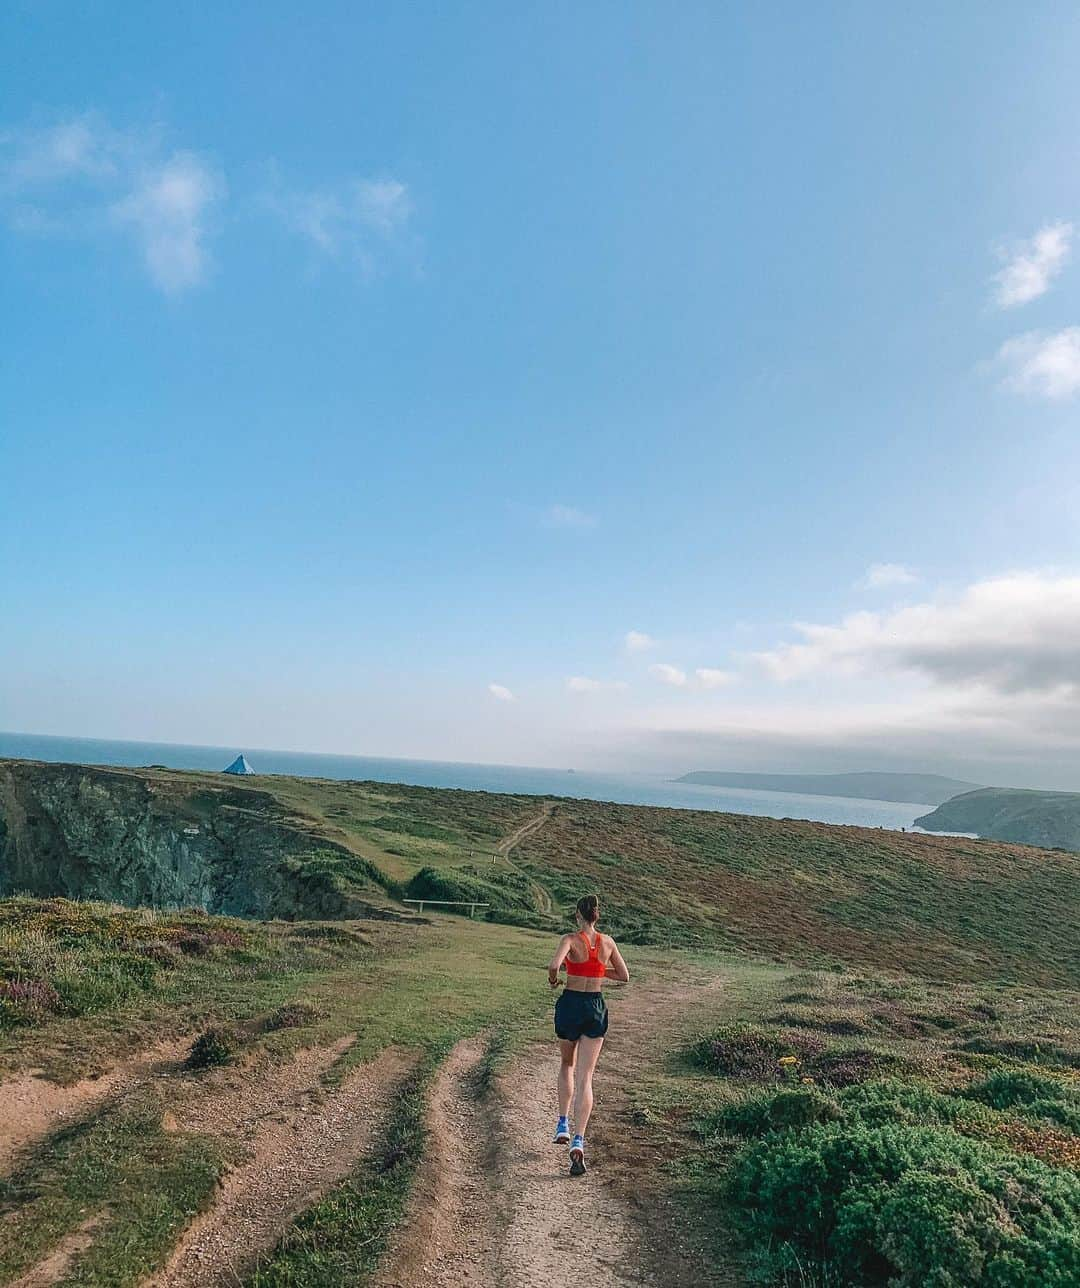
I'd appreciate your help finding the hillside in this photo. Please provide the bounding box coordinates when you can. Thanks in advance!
[2,758,1079,1286]
[676,769,982,804]
[2,757,1078,986]
[916,786,1080,852]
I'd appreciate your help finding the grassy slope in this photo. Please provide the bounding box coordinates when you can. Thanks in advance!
[193,770,1080,986]
[9,762,1079,985]
[513,797,1080,985]
[4,766,1080,1284]
[916,786,1080,851]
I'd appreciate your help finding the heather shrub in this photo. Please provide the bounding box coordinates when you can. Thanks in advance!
[186,1027,238,1069]
[711,1086,843,1136]
[1028,1100,1080,1134]
[728,1121,1080,1285]
[0,977,62,1025]
[689,1023,826,1078]
[811,1047,910,1088]
[264,1000,325,1031]
[963,1069,1076,1112]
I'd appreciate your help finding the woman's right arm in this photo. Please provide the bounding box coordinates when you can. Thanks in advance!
[605,939,630,983]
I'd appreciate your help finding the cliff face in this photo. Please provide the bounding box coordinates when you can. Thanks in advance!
[915,788,1080,852]
[0,759,390,918]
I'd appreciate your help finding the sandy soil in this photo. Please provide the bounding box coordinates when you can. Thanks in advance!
[8,1217,104,1288]
[0,1037,192,1174]
[148,1042,411,1288]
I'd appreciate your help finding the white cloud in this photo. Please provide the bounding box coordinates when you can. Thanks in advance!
[488,683,515,702]
[111,152,222,293]
[997,328,1080,400]
[649,663,688,687]
[353,179,411,235]
[1,115,122,186]
[753,572,1080,695]
[567,676,628,693]
[994,221,1073,309]
[624,630,656,653]
[542,504,597,530]
[695,668,736,689]
[858,562,918,590]
[266,173,412,270]
[0,113,221,293]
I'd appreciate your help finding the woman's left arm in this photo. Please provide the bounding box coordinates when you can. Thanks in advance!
[548,935,573,989]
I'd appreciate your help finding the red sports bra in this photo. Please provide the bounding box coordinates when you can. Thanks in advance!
[565,930,606,978]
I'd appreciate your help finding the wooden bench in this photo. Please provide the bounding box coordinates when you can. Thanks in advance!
[402,898,491,919]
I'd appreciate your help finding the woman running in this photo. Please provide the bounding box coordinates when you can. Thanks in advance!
[547,893,630,1176]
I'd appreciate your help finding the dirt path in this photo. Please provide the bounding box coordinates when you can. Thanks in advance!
[497,802,556,916]
[0,1037,192,1174]
[374,1037,496,1288]
[377,964,735,1288]
[496,801,556,858]
[8,1218,103,1288]
[148,1043,411,1288]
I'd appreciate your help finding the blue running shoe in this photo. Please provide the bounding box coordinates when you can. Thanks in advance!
[553,1116,570,1144]
[569,1134,586,1176]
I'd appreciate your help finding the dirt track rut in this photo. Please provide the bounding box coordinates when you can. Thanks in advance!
[0,1037,192,1175]
[149,1043,410,1288]
[378,967,728,1288]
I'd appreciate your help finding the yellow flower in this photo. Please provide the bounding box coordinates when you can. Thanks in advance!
[778,1055,799,1066]
[801,1076,815,1084]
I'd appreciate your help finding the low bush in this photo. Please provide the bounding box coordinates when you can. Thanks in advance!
[263,1000,325,1031]
[963,1068,1077,1112]
[691,1023,909,1087]
[1029,1100,1080,1134]
[689,1023,826,1079]
[0,977,62,1024]
[711,1086,844,1136]
[811,1046,911,1088]
[403,865,538,921]
[958,1036,1080,1068]
[186,1027,238,1069]
[729,1121,1080,1285]
[963,1069,1080,1136]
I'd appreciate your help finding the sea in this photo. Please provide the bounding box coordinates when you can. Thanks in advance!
[0,730,934,833]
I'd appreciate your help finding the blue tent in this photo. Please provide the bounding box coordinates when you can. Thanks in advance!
[223,754,256,775]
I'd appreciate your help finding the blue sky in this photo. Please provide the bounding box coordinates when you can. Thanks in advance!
[4,2,1080,786]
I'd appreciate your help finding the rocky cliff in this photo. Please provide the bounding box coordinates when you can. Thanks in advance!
[0,758,394,918]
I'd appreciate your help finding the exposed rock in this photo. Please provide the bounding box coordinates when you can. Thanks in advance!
[0,758,395,918]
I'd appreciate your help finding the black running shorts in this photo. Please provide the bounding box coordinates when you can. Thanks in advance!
[554,989,609,1041]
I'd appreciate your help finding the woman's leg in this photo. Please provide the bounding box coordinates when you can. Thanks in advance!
[572,1035,604,1136]
[558,1039,577,1118]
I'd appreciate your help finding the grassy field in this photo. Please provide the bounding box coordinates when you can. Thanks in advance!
[229,771,1080,984]
[6,762,1077,986]
[3,764,1079,1284]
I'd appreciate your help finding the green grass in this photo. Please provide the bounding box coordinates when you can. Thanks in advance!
[0,1091,228,1287]
[0,897,373,1080]
[246,1043,446,1286]
[9,761,1080,988]
[0,913,561,1286]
